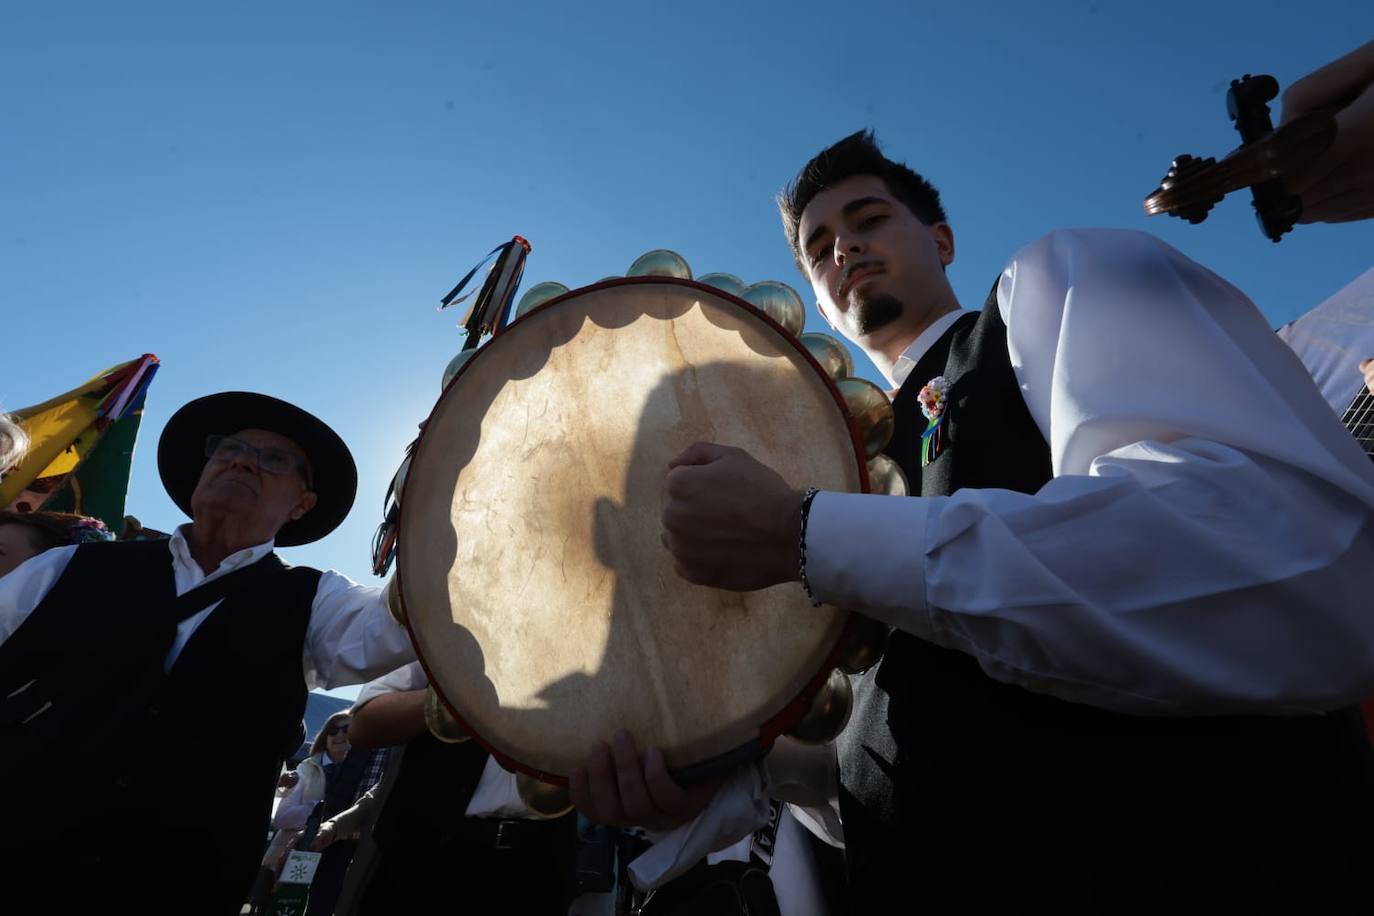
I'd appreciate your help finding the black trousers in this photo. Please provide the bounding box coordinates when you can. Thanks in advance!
[357,817,576,915]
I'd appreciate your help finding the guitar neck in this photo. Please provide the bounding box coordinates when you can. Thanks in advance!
[1341,388,1374,460]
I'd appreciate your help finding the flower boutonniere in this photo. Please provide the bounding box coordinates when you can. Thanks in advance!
[917,375,950,467]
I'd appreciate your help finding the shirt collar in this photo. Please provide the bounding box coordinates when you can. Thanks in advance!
[888,309,973,389]
[168,524,276,581]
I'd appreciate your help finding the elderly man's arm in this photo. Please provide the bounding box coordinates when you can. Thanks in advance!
[302,573,416,689]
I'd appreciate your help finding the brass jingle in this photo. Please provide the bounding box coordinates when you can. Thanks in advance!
[837,377,896,458]
[866,454,909,497]
[423,687,471,744]
[384,575,406,626]
[441,349,475,391]
[786,668,853,744]
[515,771,575,819]
[514,281,570,319]
[627,249,692,280]
[837,612,891,675]
[799,332,853,381]
[741,280,805,338]
[697,272,746,298]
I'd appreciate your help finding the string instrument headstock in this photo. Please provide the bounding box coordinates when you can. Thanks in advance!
[1144,74,1337,242]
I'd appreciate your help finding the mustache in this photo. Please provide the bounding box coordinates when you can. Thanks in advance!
[840,258,884,293]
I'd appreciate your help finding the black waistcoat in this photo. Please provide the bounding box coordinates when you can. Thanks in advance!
[0,539,320,915]
[836,292,1374,915]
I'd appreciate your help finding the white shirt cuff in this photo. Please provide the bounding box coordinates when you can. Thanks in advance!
[805,490,934,637]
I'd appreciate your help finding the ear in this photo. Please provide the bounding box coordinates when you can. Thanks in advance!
[931,223,956,267]
[292,490,319,521]
[814,297,837,331]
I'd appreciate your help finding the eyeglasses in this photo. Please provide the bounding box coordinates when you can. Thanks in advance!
[205,435,313,488]
[325,723,349,737]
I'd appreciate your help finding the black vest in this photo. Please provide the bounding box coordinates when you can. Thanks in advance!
[837,292,1374,914]
[0,539,320,916]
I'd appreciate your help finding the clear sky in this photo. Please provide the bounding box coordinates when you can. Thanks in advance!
[4,0,1372,594]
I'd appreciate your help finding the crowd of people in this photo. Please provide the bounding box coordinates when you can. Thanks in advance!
[1,37,1372,916]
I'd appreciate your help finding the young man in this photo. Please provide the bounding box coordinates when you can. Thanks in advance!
[649,131,1374,912]
[0,391,416,916]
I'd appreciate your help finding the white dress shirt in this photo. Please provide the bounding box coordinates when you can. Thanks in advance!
[0,524,416,689]
[810,229,1374,715]
[641,228,1374,872]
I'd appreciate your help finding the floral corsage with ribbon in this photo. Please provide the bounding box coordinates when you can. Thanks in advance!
[917,375,951,467]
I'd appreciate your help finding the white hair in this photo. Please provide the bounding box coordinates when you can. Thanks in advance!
[0,413,28,476]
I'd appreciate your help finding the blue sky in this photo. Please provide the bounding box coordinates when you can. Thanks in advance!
[4,0,1372,602]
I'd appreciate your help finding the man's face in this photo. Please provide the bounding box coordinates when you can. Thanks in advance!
[797,174,954,352]
[0,523,43,578]
[190,428,317,541]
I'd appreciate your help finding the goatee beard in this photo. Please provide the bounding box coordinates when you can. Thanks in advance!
[852,292,903,336]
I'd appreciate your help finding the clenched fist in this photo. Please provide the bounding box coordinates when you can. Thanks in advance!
[661,442,804,592]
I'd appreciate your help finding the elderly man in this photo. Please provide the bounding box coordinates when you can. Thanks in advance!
[0,391,414,915]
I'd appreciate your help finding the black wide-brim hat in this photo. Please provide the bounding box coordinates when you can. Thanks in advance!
[158,391,357,547]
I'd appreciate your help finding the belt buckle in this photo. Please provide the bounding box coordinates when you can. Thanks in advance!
[493,819,517,850]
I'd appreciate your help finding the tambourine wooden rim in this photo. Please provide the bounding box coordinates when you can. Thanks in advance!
[397,276,874,785]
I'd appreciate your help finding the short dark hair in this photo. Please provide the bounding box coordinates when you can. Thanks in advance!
[778,129,948,269]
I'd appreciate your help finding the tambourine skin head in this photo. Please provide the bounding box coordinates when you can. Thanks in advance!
[399,279,862,778]
[866,454,908,497]
[837,377,896,458]
[423,687,471,744]
[515,772,575,819]
[441,349,475,391]
[786,669,854,744]
[697,272,746,298]
[515,281,571,319]
[627,249,692,280]
[385,575,406,626]
[837,613,891,675]
[741,281,806,338]
[799,332,853,381]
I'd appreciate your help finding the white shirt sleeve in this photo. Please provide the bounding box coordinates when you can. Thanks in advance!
[303,572,417,690]
[0,545,77,645]
[807,229,1374,715]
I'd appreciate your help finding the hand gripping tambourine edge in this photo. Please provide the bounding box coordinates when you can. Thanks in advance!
[396,276,879,787]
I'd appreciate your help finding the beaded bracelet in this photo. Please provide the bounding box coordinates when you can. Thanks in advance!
[798,487,822,606]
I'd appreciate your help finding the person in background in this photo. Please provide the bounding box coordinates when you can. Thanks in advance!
[0,391,415,916]
[272,710,373,916]
[0,510,112,578]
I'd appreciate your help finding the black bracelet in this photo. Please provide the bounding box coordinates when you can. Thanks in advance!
[798,487,822,606]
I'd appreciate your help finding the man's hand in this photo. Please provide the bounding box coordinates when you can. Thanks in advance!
[277,770,299,791]
[1281,39,1374,224]
[661,443,803,592]
[569,731,722,832]
[308,822,338,852]
[1361,358,1374,396]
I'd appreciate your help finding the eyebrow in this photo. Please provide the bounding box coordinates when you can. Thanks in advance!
[802,196,890,254]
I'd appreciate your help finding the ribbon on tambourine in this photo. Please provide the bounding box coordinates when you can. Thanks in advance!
[438,236,532,349]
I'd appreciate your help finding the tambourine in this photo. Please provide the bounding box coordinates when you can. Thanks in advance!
[390,250,903,811]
